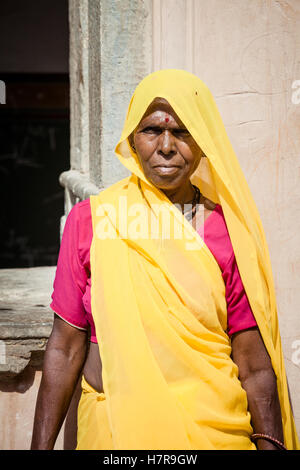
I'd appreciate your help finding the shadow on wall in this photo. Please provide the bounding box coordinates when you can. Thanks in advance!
[0,356,81,450]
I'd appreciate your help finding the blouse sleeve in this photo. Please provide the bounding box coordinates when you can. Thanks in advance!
[50,204,89,331]
[222,251,257,337]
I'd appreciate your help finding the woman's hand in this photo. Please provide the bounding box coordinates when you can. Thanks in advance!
[231,327,284,450]
[30,314,87,450]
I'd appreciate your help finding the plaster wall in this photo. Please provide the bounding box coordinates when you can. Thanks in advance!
[153,0,300,434]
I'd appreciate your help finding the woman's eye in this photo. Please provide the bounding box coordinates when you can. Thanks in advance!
[142,127,162,134]
[173,129,190,136]
[140,127,190,136]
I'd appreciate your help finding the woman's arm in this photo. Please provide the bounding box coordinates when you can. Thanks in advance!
[231,326,284,450]
[31,314,87,450]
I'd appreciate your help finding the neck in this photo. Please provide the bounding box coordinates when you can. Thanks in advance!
[162,180,195,207]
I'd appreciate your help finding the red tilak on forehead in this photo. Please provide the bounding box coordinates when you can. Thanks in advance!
[165,116,169,123]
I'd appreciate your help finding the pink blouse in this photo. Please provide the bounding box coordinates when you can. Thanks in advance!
[50,199,257,343]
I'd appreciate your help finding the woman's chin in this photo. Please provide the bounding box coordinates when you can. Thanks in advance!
[146,172,187,190]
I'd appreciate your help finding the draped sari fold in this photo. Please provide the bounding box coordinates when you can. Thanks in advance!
[79,69,299,450]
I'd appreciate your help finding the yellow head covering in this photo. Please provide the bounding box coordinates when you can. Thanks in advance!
[88,69,299,449]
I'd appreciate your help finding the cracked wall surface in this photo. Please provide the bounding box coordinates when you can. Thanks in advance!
[153,0,300,435]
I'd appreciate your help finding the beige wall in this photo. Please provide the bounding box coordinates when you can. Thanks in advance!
[153,0,300,434]
[0,369,81,450]
[0,371,64,450]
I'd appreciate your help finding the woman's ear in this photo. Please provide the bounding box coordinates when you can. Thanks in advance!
[128,132,136,151]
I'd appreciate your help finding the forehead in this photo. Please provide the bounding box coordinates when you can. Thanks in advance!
[138,97,184,125]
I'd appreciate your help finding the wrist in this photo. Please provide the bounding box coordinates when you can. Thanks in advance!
[251,433,287,451]
[255,439,282,451]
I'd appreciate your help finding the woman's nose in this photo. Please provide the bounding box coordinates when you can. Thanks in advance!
[159,130,176,155]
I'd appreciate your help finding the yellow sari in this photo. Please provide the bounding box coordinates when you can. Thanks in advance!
[76,69,299,450]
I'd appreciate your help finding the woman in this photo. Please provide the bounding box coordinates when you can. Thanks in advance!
[31,69,299,450]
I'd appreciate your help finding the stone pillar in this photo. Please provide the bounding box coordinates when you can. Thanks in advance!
[60,0,153,223]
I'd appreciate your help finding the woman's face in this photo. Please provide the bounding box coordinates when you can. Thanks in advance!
[129,98,203,192]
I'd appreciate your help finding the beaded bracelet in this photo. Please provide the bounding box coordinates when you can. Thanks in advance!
[251,433,287,450]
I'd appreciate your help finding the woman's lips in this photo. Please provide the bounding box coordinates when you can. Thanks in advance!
[152,165,181,175]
